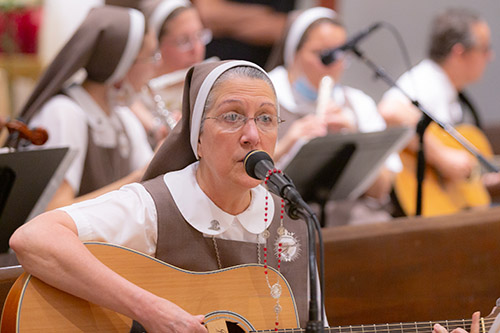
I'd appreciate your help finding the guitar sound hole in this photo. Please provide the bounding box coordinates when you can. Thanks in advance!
[226,321,245,333]
[130,320,146,333]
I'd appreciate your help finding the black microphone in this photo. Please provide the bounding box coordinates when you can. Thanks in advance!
[244,150,304,205]
[320,22,381,65]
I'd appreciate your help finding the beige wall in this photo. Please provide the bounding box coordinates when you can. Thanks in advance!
[39,0,103,66]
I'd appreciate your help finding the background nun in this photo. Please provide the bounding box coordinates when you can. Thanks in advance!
[6,6,156,211]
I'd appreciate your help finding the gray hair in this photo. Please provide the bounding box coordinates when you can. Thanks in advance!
[428,8,483,63]
[200,66,277,132]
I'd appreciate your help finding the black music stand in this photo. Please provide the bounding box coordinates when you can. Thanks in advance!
[283,127,413,226]
[0,148,74,253]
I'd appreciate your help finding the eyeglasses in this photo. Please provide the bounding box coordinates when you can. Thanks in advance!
[468,43,493,55]
[136,51,162,64]
[318,49,346,66]
[169,29,212,52]
[204,112,283,132]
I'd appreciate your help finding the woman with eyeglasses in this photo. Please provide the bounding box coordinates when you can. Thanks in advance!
[5,6,156,211]
[10,60,311,332]
[115,0,213,147]
[144,0,211,77]
[267,7,402,227]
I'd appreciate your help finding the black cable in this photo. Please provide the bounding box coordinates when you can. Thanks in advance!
[377,21,416,93]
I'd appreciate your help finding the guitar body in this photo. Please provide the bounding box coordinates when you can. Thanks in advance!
[395,123,493,217]
[2,242,500,332]
[0,242,300,332]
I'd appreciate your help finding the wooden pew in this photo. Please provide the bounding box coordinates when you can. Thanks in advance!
[322,206,500,326]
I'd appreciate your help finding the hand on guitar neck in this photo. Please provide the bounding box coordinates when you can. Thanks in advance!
[433,311,480,333]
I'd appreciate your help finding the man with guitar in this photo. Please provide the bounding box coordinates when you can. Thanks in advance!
[378,8,496,216]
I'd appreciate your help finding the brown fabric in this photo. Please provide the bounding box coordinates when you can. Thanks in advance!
[142,175,309,328]
[139,0,161,21]
[14,6,140,128]
[105,0,142,9]
[107,0,157,21]
[78,120,132,196]
[142,60,235,180]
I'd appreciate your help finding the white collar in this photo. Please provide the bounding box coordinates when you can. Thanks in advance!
[164,162,275,236]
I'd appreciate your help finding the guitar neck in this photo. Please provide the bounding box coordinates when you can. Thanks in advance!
[261,316,495,333]
[326,319,476,333]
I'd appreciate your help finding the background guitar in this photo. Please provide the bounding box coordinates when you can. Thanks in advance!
[394,123,494,217]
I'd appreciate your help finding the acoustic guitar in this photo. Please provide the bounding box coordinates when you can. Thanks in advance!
[1,242,499,332]
[394,123,494,217]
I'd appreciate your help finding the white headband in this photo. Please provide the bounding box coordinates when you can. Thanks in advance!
[189,60,276,157]
[105,8,144,84]
[283,7,336,68]
[105,8,145,84]
[149,0,190,39]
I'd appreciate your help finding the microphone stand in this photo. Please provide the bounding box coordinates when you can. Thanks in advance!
[350,46,499,216]
[286,197,324,333]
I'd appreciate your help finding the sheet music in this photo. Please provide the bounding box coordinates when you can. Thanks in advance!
[0,148,75,252]
[283,127,413,202]
[27,148,76,220]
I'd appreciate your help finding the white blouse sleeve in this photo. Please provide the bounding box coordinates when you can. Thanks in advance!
[59,182,158,256]
[28,95,89,193]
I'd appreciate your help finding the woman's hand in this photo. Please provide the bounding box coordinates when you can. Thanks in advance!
[274,114,326,162]
[137,297,207,333]
[286,114,328,143]
[322,102,356,133]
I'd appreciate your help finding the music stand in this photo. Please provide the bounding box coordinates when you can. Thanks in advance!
[0,148,75,253]
[283,127,413,226]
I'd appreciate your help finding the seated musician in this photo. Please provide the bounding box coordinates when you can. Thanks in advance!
[9,60,478,333]
[109,0,212,147]
[378,8,499,206]
[266,7,401,226]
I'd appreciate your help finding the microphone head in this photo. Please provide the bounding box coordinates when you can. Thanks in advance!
[244,150,274,180]
[320,48,345,66]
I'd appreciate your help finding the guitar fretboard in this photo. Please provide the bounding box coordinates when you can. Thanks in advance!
[255,317,495,333]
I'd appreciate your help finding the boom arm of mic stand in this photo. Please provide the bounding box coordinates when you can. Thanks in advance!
[351,46,499,174]
[286,198,325,332]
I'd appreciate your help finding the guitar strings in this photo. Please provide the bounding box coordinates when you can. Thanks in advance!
[250,317,496,332]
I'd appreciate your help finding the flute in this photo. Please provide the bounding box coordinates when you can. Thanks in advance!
[316,75,335,119]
